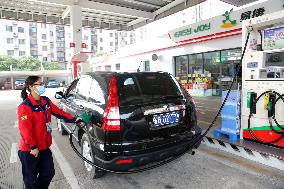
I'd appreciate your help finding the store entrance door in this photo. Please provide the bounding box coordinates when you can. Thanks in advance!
[221,61,241,91]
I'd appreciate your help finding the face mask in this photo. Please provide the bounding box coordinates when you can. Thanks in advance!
[35,85,45,95]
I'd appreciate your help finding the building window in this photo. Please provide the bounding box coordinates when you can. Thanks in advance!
[57,52,65,58]
[30,50,38,57]
[115,63,120,70]
[29,27,37,34]
[19,51,25,56]
[42,23,46,29]
[42,34,47,40]
[105,65,111,71]
[57,42,65,47]
[30,44,38,48]
[56,32,64,39]
[7,38,13,44]
[18,27,24,33]
[50,42,54,48]
[7,50,14,56]
[19,51,26,56]
[99,29,102,33]
[50,31,53,37]
[100,47,103,51]
[6,26,13,32]
[110,42,113,46]
[100,38,103,42]
[84,35,88,40]
[42,46,48,51]
[110,33,113,37]
[43,57,48,61]
[19,39,25,45]
[91,45,97,52]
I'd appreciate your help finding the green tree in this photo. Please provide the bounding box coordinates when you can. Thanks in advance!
[0,56,19,71]
[43,61,62,70]
[14,56,41,71]
[0,56,64,71]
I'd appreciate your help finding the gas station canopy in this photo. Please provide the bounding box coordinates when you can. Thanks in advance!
[220,0,259,7]
[0,0,213,30]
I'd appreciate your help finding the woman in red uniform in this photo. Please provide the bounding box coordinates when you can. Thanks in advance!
[17,76,82,189]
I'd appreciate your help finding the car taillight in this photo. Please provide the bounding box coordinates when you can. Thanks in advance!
[181,85,197,111]
[102,76,121,131]
[116,159,133,165]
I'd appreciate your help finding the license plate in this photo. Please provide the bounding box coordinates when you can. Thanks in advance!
[153,112,180,126]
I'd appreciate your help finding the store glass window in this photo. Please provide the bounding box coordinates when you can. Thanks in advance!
[144,61,150,72]
[188,53,203,74]
[175,55,188,80]
[204,51,221,95]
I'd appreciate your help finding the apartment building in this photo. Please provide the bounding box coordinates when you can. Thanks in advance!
[0,19,135,68]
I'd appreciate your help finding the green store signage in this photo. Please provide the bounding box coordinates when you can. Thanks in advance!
[174,23,211,38]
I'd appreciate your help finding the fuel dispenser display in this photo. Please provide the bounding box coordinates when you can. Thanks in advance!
[241,10,284,148]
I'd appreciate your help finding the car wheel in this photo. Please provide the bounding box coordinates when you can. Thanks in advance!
[81,133,105,179]
[57,119,68,135]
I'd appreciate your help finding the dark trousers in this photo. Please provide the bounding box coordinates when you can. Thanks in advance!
[18,149,55,189]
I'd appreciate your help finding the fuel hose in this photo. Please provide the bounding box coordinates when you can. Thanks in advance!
[69,32,251,174]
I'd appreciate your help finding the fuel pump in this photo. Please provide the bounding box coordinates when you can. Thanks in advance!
[241,10,284,148]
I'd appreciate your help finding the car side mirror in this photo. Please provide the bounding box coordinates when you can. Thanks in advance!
[55,91,64,99]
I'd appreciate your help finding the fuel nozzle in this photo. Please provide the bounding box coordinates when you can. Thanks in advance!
[267,93,276,118]
[80,112,92,124]
[247,92,257,114]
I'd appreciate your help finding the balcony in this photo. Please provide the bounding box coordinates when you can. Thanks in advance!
[57,47,65,52]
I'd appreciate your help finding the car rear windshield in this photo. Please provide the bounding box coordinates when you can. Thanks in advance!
[117,73,183,106]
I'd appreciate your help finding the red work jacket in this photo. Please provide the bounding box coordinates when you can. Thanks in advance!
[17,95,75,151]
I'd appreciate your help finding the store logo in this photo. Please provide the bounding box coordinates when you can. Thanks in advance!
[221,8,237,28]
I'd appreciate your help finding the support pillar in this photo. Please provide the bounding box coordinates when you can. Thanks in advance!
[70,5,82,79]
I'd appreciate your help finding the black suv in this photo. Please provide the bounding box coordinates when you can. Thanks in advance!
[55,72,202,178]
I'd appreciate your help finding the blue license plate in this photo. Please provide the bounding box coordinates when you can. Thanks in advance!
[153,112,180,126]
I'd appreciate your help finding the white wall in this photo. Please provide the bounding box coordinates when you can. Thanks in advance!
[93,35,241,75]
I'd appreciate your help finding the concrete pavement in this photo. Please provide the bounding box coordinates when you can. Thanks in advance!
[0,89,283,189]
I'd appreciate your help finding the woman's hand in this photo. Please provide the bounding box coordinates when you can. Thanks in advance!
[30,148,39,157]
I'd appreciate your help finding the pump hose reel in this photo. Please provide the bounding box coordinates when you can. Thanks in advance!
[247,90,284,144]
[68,32,252,174]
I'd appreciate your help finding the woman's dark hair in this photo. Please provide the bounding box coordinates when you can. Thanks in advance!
[21,76,41,99]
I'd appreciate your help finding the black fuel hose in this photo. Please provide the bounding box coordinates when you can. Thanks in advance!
[271,94,284,131]
[247,91,284,144]
[69,32,251,174]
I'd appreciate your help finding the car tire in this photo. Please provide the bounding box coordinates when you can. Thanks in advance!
[81,133,105,179]
[57,119,68,135]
